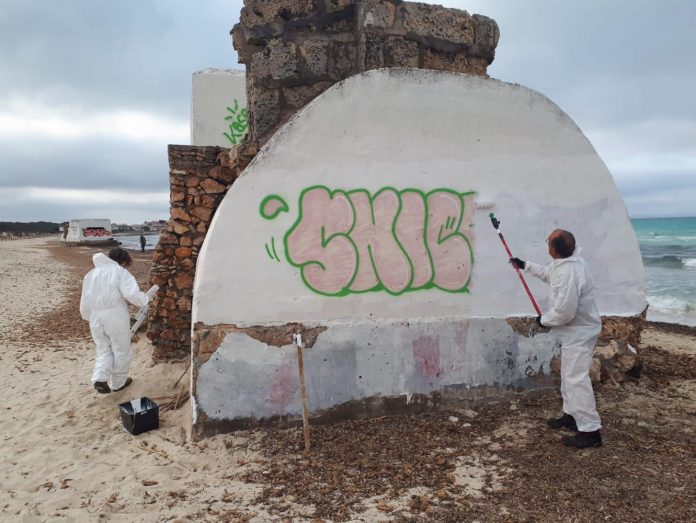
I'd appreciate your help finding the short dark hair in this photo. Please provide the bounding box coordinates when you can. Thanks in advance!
[550,230,576,258]
[108,248,132,267]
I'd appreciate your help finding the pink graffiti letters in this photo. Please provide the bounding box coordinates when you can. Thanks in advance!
[277,186,475,296]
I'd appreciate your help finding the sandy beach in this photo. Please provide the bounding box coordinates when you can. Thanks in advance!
[1,237,695,522]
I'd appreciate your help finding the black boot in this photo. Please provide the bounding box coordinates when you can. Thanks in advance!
[94,381,111,394]
[563,430,602,448]
[547,413,578,431]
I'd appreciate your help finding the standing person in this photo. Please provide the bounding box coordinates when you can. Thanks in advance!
[139,234,146,253]
[80,248,149,394]
[510,229,603,449]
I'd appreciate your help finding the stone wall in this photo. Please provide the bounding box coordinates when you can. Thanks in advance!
[149,0,500,359]
[232,0,500,144]
[147,144,258,359]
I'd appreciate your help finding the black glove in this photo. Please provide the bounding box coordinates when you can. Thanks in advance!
[509,257,526,270]
[536,315,543,327]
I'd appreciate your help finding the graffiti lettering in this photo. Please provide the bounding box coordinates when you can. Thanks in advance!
[223,99,249,145]
[82,228,111,238]
[260,186,475,296]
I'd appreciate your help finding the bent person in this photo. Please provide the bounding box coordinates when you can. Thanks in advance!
[79,248,149,394]
[510,229,603,449]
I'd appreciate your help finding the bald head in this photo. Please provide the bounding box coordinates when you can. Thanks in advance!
[548,229,576,259]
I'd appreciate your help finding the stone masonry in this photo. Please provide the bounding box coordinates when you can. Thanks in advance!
[233,0,500,144]
[149,0,500,359]
[148,143,258,359]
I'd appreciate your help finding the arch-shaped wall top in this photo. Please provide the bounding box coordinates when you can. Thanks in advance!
[194,69,645,327]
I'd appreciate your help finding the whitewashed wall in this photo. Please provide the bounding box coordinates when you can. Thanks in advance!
[190,69,247,147]
[191,69,645,428]
[64,219,112,243]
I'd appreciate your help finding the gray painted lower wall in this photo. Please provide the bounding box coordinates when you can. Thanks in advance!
[194,318,559,429]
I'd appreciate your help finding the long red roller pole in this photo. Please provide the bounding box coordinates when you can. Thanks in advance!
[489,213,542,316]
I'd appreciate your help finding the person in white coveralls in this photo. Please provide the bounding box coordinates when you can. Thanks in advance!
[510,229,603,449]
[80,248,149,394]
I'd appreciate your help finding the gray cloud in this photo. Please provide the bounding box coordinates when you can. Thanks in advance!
[0,0,693,222]
[0,136,170,191]
[0,0,244,117]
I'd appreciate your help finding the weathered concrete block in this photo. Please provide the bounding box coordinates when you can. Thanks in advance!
[472,14,500,56]
[596,340,641,383]
[240,0,319,28]
[299,39,330,77]
[358,0,396,30]
[423,49,488,76]
[362,33,384,69]
[384,36,419,67]
[251,41,299,82]
[282,82,333,110]
[249,86,281,140]
[325,0,354,14]
[329,42,355,79]
[401,3,474,46]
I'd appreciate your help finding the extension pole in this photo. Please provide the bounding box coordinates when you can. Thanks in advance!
[489,213,542,316]
[293,332,311,455]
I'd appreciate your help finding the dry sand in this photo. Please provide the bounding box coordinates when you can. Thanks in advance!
[1,237,695,522]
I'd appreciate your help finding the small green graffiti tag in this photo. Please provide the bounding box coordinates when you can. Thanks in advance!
[223,99,248,145]
[261,186,476,296]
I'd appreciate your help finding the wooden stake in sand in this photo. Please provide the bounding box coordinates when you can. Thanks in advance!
[293,331,311,455]
[173,362,191,389]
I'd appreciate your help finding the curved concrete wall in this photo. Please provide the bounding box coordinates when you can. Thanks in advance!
[191,69,645,433]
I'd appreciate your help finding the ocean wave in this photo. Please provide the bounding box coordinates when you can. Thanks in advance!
[642,255,696,268]
[636,233,696,245]
[648,295,696,314]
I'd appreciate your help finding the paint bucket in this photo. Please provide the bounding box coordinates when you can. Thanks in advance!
[119,397,159,435]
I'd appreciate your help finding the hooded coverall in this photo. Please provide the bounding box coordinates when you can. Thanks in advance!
[79,253,149,390]
[524,248,602,432]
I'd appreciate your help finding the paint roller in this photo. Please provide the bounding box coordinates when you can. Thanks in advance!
[489,213,542,316]
[130,284,161,338]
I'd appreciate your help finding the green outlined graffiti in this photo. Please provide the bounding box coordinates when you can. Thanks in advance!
[223,99,248,145]
[260,194,289,220]
[261,186,475,296]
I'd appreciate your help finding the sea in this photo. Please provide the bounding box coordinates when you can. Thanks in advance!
[116,233,160,252]
[632,217,696,326]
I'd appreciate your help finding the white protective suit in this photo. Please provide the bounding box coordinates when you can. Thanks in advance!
[80,253,149,390]
[524,248,602,432]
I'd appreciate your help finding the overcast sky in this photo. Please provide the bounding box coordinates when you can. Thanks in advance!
[1,0,694,223]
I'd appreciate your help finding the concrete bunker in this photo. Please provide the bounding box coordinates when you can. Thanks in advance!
[190,69,646,437]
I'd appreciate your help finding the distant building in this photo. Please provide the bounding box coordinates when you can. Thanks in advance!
[62,219,116,245]
[113,223,135,233]
[142,220,166,232]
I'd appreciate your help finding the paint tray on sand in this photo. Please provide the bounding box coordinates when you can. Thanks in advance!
[119,397,159,435]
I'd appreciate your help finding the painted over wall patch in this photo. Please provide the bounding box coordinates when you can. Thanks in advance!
[260,186,476,296]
